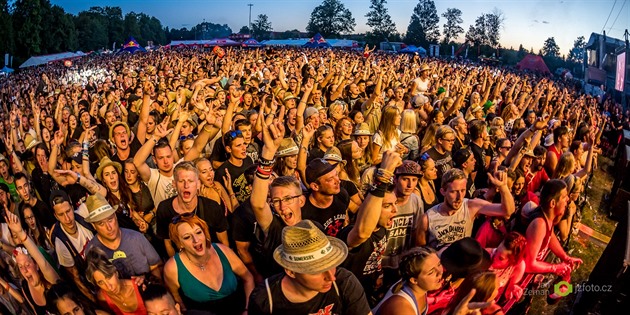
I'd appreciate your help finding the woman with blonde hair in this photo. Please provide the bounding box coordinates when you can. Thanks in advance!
[194,158,235,215]
[400,109,420,160]
[443,271,503,315]
[419,124,439,154]
[371,106,403,164]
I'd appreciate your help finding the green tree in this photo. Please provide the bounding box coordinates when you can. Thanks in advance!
[76,11,108,51]
[365,0,397,42]
[405,0,440,46]
[568,36,586,63]
[0,0,15,57]
[441,8,463,44]
[123,12,141,42]
[12,0,46,56]
[44,5,78,53]
[252,14,272,40]
[239,25,250,34]
[484,8,504,47]
[465,14,486,47]
[306,0,355,37]
[542,37,560,57]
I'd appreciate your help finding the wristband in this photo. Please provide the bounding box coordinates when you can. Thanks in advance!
[369,182,388,198]
[76,172,81,184]
[259,157,276,167]
[203,125,215,133]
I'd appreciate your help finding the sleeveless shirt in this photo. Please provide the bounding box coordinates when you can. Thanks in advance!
[425,199,473,249]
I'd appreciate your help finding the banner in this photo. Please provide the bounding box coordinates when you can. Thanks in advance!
[616,52,625,91]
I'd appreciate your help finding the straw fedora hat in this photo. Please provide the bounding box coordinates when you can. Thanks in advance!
[276,138,299,158]
[95,156,122,182]
[84,194,117,223]
[323,147,346,167]
[352,123,373,136]
[24,133,41,151]
[273,220,348,274]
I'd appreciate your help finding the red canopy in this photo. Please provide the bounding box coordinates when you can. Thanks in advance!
[515,54,551,74]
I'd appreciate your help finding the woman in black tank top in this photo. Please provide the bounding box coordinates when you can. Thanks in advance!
[418,156,439,209]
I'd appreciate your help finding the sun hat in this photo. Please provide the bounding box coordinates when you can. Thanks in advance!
[522,149,536,158]
[273,220,348,274]
[24,133,41,151]
[352,123,373,136]
[95,156,122,181]
[323,147,346,166]
[395,160,423,177]
[440,237,491,279]
[419,64,431,72]
[544,134,554,147]
[283,91,297,102]
[305,158,338,185]
[109,121,130,141]
[276,138,299,158]
[84,194,117,223]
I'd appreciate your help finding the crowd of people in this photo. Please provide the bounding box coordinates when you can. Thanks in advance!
[0,45,625,315]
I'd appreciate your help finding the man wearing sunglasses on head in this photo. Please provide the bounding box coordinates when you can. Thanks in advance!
[215,128,255,204]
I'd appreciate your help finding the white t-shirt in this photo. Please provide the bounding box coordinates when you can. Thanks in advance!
[145,168,177,206]
[55,224,94,267]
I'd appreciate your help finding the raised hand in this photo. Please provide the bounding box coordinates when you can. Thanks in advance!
[4,206,24,236]
[452,288,491,315]
[302,123,315,140]
[381,149,403,173]
[487,170,508,189]
[53,170,79,186]
[54,130,65,146]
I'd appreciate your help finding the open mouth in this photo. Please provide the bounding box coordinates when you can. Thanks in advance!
[193,243,203,252]
[182,191,192,199]
[282,212,293,222]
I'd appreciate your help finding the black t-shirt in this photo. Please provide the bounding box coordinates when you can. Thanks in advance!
[210,139,230,166]
[306,147,326,165]
[301,188,349,237]
[452,134,470,154]
[156,196,228,241]
[469,142,488,189]
[231,198,256,243]
[31,167,58,211]
[111,137,142,165]
[22,199,56,229]
[215,157,254,203]
[341,180,359,198]
[425,147,452,190]
[337,226,388,303]
[248,267,370,315]
[131,183,155,215]
[63,184,89,210]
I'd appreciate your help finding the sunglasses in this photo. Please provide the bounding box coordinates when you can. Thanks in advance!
[171,212,195,224]
[418,152,430,162]
[500,146,512,150]
[179,134,195,141]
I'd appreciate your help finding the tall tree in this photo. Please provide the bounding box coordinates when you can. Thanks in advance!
[441,8,463,44]
[44,5,78,53]
[252,14,272,40]
[365,0,397,41]
[239,25,250,34]
[484,8,504,47]
[568,36,586,63]
[0,0,15,57]
[306,0,355,37]
[465,14,487,47]
[12,0,47,56]
[405,0,440,46]
[542,37,560,57]
[76,11,108,51]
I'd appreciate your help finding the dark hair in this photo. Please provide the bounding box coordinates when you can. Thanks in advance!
[399,247,437,282]
[540,179,567,210]
[469,120,487,141]
[235,118,252,129]
[46,282,98,315]
[445,271,498,314]
[533,145,547,157]
[141,283,176,306]
[553,126,569,142]
[18,203,50,250]
[86,247,118,286]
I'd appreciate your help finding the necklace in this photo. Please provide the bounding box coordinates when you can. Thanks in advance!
[185,251,211,271]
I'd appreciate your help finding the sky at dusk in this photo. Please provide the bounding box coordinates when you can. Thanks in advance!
[51,0,629,54]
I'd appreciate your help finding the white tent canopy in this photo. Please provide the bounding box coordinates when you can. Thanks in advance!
[20,51,86,68]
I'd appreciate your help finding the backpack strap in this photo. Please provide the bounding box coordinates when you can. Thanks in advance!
[265,277,273,313]
[333,280,339,296]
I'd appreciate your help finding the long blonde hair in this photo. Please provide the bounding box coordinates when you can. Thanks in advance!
[377,106,401,150]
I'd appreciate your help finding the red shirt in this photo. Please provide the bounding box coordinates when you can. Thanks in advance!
[526,169,549,193]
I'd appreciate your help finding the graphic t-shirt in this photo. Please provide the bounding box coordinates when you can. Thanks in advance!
[215,157,254,203]
[382,193,424,270]
[425,199,474,249]
[301,188,350,237]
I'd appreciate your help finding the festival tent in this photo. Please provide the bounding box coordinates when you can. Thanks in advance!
[206,38,240,46]
[20,51,86,68]
[0,66,13,74]
[329,39,358,48]
[118,37,146,54]
[260,39,309,46]
[167,38,240,47]
[242,38,264,48]
[303,33,331,48]
[398,45,427,56]
[515,54,550,74]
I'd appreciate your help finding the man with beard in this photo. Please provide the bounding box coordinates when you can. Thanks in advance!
[156,162,229,257]
[338,150,402,306]
[416,168,515,250]
[526,145,550,193]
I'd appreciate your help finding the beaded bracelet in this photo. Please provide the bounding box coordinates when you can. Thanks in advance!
[259,157,276,167]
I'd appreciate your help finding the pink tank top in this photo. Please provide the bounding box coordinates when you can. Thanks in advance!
[102,281,147,315]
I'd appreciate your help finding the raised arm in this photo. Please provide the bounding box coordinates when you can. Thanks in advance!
[134,117,171,183]
[297,124,315,186]
[468,170,515,219]
[183,107,221,162]
[6,208,60,284]
[346,150,401,248]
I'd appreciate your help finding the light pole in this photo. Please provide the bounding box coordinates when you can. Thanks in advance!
[248,3,253,36]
